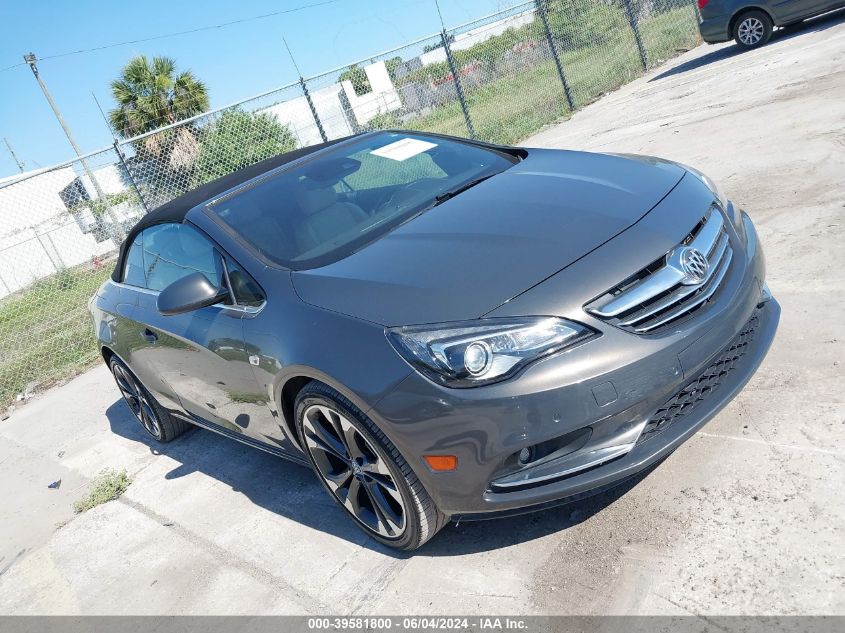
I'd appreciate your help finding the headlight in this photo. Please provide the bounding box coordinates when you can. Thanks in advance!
[387,317,596,388]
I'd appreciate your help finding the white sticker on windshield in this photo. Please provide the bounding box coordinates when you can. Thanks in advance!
[370,138,437,161]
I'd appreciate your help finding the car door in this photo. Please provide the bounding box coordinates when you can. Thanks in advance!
[770,0,828,21]
[115,231,184,412]
[820,0,845,12]
[127,222,286,446]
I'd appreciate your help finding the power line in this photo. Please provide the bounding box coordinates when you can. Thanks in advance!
[1,62,26,73]
[1,0,341,70]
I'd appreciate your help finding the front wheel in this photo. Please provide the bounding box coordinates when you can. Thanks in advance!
[733,10,773,49]
[295,381,447,550]
[109,356,189,442]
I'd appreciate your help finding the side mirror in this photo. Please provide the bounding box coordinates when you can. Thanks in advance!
[157,272,229,316]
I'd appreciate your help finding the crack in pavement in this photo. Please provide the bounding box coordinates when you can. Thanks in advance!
[696,432,844,456]
[117,496,330,614]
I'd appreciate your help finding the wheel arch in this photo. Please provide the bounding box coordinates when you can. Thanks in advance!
[279,375,312,450]
[100,344,116,365]
[729,5,775,35]
[100,345,132,370]
[275,367,382,453]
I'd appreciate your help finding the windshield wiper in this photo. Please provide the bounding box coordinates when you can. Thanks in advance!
[432,173,497,206]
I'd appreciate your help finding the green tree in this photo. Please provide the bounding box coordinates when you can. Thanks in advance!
[384,56,403,81]
[109,56,209,174]
[338,64,371,96]
[363,110,403,132]
[422,33,453,53]
[109,55,209,138]
[192,109,297,186]
[546,0,628,50]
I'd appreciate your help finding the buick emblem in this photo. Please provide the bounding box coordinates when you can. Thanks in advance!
[679,247,709,284]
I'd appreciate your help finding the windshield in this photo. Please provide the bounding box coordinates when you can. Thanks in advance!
[207,132,519,269]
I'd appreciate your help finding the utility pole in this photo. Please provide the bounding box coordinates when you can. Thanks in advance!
[24,53,88,159]
[23,52,123,238]
[3,137,25,173]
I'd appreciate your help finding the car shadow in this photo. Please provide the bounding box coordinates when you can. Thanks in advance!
[650,7,845,83]
[107,398,661,557]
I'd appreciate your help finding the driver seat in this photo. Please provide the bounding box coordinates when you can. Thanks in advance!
[295,180,368,254]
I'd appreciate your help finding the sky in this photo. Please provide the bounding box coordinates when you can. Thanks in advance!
[0,0,516,179]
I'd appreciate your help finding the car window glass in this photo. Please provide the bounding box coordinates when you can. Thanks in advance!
[341,149,446,191]
[208,132,518,270]
[142,224,221,292]
[122,234,146,287]
[226,260,264,307]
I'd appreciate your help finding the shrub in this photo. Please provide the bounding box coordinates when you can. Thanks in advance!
[73,469,133,513]
[192,109,297,186]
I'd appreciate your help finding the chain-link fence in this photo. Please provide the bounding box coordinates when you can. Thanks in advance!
[0,0,700,408]
[0,148,146,406]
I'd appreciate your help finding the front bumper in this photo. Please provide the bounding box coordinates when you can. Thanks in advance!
[460,297,778,519]
[370,212,777,517]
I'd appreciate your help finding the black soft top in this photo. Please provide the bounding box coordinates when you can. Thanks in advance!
[111,136,350,282]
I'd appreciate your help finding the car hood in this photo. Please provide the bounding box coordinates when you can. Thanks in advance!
[291,149,686,326]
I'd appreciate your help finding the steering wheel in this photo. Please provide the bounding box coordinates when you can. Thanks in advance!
[376,179,438,215]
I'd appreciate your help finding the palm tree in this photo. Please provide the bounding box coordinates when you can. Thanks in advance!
[110,55,208,137]
[109,56,209,171]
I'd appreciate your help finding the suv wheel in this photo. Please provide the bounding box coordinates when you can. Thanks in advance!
[295,381,447,550]
[733,10,773,49]
[109,356,189,442]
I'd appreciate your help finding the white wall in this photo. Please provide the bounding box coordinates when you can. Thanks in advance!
[259,83,355,146]
[0,166,119,298]
[77,163,130,197]
[259,60,403,141]
[341,60,403,126]
[418,10,537,68]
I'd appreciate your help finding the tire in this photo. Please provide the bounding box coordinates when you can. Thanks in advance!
[294,381,447,550]
[733,10,773,49]
[109,356,190,443]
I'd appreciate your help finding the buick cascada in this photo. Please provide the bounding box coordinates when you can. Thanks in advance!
[90,131,779,549]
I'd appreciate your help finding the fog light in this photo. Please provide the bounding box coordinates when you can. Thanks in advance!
[518,447,533,465]
[464,341,491,375]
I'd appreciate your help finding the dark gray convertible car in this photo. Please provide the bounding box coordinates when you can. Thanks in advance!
[90,131,779,550]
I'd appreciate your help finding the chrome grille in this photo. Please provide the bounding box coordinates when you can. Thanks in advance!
[588,208,732,334]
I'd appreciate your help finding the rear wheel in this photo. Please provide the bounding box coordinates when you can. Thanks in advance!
[109,357,189,442]
[733,10,773,49]
[295,381,447,550]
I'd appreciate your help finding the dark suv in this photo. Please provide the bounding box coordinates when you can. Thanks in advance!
[698,0,845,48]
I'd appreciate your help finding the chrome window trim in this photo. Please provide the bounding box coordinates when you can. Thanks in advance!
[110,280,267,316]
[113,221,267,315]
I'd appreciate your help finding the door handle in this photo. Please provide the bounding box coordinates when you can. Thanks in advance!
[142,328,158,343]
